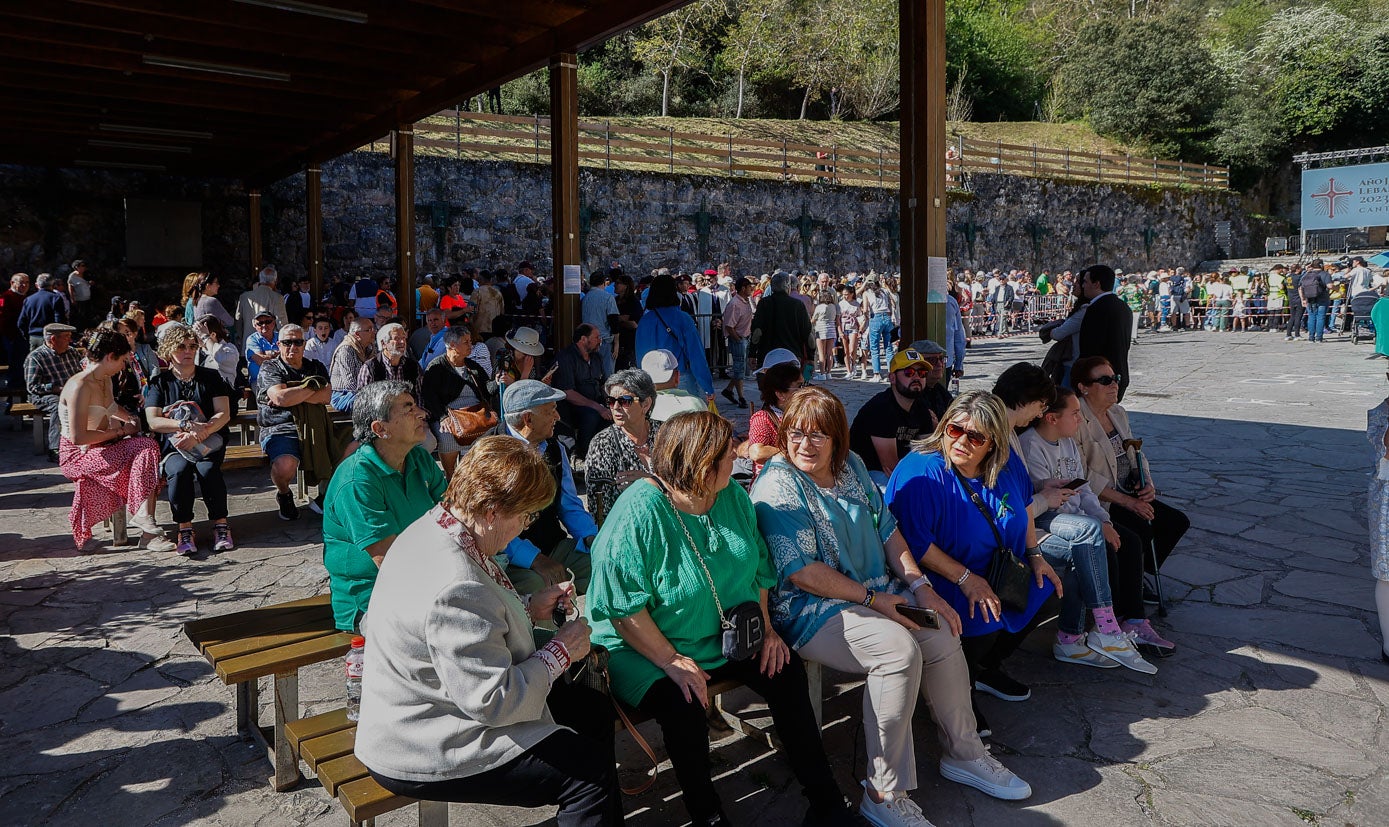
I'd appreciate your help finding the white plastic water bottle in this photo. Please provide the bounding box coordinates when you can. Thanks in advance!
[345,635,365,721]
[950,376,961,396]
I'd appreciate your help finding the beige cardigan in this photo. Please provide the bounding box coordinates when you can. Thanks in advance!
[1076,397,1151,512]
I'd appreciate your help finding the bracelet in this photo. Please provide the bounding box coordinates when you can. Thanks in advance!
[862,588,875,607]
[907,575,932,593]
[955,569,971,587]
[1026,546,1044,558]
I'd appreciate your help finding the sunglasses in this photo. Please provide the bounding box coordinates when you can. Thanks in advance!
[279,339,306,347]
[1086,373,1122,386]
[945,422,989,448]
[605,395,638,407]
[896,366,932,378]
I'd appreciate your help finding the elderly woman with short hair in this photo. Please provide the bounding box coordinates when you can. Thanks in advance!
[886,391,1062,739]
[586,411,860,827]
[322,380,446,632]
[753,388,1031,824]
[421,326,497,480]
[356,436,620,824]
[583,368,658,525]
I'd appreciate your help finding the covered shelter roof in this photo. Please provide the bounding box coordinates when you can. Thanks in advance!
[1,0,687,184]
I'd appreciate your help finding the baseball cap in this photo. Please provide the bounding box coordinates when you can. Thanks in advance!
[254,310,276,322]
[641,349,679,384]
[757,347,800,374]
[503,379,566,415]
[890,345,943,373]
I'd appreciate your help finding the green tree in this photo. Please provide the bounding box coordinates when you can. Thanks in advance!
[946,0,1045,121]
[1059,15,1224,158]
[631,1,725,117]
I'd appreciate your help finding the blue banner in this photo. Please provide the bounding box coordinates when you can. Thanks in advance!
[1302,162,1389,230]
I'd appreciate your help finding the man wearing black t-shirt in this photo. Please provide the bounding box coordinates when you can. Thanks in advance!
[849,343,953,487]
[256,324,331,519]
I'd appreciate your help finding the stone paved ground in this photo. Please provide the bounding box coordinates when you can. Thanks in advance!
[2,326,1386,827]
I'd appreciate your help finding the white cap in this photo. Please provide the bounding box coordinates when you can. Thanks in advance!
[641,349,679,383]
[757,347,800,373]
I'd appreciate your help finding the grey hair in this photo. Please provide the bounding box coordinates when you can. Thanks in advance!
[348,318,373,334]
[376,322,405,349]
[504,411,528,431]
[35,273,54,290]
[605,368,656,403]
[424,307,445,318]
[770,272,793,292]
[351,380,414,443]
[442,326,472,347]
[258,266,277,285]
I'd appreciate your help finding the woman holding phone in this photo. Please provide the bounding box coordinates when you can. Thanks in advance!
[751,387,1030,825]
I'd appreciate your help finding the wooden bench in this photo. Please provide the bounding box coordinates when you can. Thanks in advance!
[183,594,355,791]
[281,664,821,826]
[10,401,43,452]
[222,443,269,471]
[287,710,448,827]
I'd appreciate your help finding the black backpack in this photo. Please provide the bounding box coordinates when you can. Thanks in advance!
[1299,272,1327,303]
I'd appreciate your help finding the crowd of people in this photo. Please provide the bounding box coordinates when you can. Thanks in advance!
[5,255,1194,826]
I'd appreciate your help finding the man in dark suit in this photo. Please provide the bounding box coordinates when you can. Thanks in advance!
[1077,264,1133,401]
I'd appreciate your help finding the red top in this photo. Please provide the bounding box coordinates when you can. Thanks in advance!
[747,408,781,479]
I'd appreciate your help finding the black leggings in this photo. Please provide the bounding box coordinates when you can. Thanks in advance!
[637,652,842,822]
[958,593,1061,681]
[371,681,620,827]
[1108,521,1147,620]
[1110,499,1190,578]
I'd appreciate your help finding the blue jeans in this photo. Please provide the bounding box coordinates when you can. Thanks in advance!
[1306,303,1328,341]
[1036,512,1112,636]
[867,314,894,375]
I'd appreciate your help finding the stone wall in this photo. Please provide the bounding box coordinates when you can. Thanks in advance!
[0,154,1273,308]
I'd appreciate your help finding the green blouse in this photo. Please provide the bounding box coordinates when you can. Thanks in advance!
[585,480,777,707]
[323,443,447,631]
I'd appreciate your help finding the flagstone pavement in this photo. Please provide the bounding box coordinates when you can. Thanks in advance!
[2,327,1386,827]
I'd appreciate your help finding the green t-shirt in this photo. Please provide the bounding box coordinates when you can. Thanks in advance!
[1035,275,1051,295]
[585,480,777,707]
[323,443,447,631]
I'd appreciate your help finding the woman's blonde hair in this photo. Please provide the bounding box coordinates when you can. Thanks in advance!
[651,411,733,500]
[443,435,555,520]
[156,324,199,362]
[911,390,1013,487]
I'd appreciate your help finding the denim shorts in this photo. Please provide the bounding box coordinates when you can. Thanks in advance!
[727,338,748,380]
[261,433,302,462]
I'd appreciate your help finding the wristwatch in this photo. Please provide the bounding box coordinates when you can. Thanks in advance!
[907,574,932,593]
[1025,545,1044,558]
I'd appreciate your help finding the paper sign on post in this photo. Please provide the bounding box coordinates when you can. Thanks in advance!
[563,264,582,296]
[927,256,948,303]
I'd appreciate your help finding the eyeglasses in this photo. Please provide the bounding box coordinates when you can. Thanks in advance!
[786,429,830,446]
[945,422,989,448]
[279,339,305,347]
[605,395,638,407]
[175,343,199,351]
[1086,373,1122,386]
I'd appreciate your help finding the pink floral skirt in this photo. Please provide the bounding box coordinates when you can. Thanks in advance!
[59,435,161,547]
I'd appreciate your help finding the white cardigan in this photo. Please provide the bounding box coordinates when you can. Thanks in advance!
[1075,397,1152,511]
[355,506,559,782]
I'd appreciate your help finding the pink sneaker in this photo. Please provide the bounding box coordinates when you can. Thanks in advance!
[1124,619,1175,652]
[213,523,235,552]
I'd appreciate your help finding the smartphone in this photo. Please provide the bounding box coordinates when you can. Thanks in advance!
[896,604,940,629]
[1062,478,1086,490]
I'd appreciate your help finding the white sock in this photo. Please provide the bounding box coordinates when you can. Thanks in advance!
[1377,581,1389,656]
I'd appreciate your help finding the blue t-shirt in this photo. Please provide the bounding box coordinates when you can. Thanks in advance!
[886,450,1052,637]
[244,331,278,383]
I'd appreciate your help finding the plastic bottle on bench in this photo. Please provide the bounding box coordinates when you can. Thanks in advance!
[345,635,365,721]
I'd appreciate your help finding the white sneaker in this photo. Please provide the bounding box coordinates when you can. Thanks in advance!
[1087,630,1158,674]
[1054,635,1121,669]
[139,532,177,553]
[130,512,161,535]
[939,750,1032,800]
[860,784,935,827]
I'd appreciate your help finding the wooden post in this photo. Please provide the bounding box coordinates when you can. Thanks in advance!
[247,188,263,279]
[899,0,947,345]
[305,167,323,309]
[393,126,417,328]
[550,52,581,347]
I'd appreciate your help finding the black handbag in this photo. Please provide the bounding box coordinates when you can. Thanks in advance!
[952,468,1034,613]
[664,487,765,661]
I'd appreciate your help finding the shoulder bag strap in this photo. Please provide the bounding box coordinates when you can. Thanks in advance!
[951,466,1005,550]
[659,483,731,628]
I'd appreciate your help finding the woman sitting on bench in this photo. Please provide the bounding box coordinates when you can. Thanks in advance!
[57,328,174,551]
[355,436,620,825]
[586,411,860,827]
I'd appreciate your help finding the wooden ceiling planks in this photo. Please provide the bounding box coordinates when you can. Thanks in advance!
[3,0,691,183]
